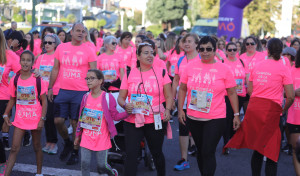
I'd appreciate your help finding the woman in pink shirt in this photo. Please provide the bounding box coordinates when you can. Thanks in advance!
[3,50,48,176]
[287,54,300,175]
[222,42,249,154]
[291,38,300,52]
[25,33,39,57]
[225,38,295,176]
[35,34,61,155]
[57,30,67,43]
[115,32,134,71]
[129,35,147,68]
[166,36,184,79]
[74,69,128,176]
[118,43,172,176]
[178,36,240,175]
[240,36,264,65]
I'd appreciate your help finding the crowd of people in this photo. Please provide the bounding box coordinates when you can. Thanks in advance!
[0,21,299,176]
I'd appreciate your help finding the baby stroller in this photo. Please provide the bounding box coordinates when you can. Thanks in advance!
[107,121,156,171]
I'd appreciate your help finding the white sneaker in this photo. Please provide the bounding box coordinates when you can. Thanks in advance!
[48,144,58,155]
[35,174,43,176]
[68,125,73,135]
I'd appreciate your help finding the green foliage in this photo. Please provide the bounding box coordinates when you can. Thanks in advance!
[13,7,21,15]
[12,14,24,22]
[244,0,281,35]
[84,19,107,30]
[26,14,37,23]
[67,14,77,23]
[146,24,163,37]
[134,11,143,25]
[0,0,16,4]
[146,0,188,26]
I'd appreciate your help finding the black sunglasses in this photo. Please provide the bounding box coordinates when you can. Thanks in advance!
[44,41,54,45]
[199,47,213,52]
[246,42,255,46]
[227,48,237,52]
[111,42,117,45]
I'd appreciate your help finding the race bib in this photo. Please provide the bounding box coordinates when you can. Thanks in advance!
[131,94,153,116]
[235,79,243,94]
[103,70,117,82]
[79,108,103,131]
[39,65,53,81]
[0,66,5,83]
[171,65,175,77]
[188,90,213,113]
[17,86,36,105]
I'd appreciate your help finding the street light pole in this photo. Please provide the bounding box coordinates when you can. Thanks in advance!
[32,0,37,27]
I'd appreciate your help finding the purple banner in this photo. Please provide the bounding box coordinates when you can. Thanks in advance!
[217,0,252,40]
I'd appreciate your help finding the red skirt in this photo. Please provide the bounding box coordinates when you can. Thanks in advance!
[224,97,282,162]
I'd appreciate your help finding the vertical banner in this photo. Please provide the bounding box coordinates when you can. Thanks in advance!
[217,0,253,40]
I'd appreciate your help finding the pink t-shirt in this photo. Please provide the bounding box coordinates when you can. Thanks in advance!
[84,42,97,54]
[240,51,265,68]
[175,54,201,79]
[154,55,167,70]
[167,50,184,77]
[96,38,103,52]
[35,54,60,95]
[115,46,134,68]
[216,49,227,61]
[120,66,171,124]
[9,74,47,130]
[223,58,249,97]
[287,66,300,125]
[80,92,112,151]
[249,59,293,105]
[97,53,123,91]
[26,45,40,56]
[34,39,42,56]
[181,60,236,119]
[0,50,21,100]
[54,42,97,91]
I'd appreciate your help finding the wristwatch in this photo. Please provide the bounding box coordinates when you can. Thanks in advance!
[3,115,8,119]
[234,113,240,116]
[41,116,46,121]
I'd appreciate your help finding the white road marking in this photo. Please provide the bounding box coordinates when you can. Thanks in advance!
[13,163,106,176]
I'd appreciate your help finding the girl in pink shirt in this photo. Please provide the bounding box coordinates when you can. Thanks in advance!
[34,34,61,155]
[166,37,184,78]
[115,32,134,70]
[25,33,40,57]
[130,35,147,68]
[178,36,240,175]
[98,36,125,92]
[74,69,127,176]
[287,59,300,175]
[118,43,173,176]
[3,50,47,176]
[222,42,249,154]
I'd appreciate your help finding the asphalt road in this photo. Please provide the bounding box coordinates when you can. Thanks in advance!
[4,117,295,176]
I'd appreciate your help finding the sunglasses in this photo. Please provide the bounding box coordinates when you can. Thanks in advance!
[44,41,54,45]
[246,42,256,46]
[111,42,117,45]
[199,47,213,52]
[227,48,237,52]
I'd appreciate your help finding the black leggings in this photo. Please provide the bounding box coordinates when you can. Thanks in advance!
[251,151,277,176]
[223,96,246,145]
[0,100,8,163]
[45,96,58,143]
[186,117,226,176]
[124,121,166,176]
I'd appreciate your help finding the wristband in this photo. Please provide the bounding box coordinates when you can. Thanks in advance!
[234,113,240,116]
[3,115,8,119]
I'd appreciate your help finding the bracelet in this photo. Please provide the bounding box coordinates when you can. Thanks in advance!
[2,115,8,119]
[123,102,127,109]
[234,113,240,116]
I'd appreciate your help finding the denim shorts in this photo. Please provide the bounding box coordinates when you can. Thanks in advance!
[54,89,87,120]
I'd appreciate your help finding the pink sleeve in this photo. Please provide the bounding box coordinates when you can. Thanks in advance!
[180,66,188,84]
[163,70,171,85]
[54,47,60,61]
[9,76,16,97]
[97,55,102,70]
[224,67,236,88]
[120,74,128,90]
[9,52,21,72]
[244,61,249,74]
[88,48,97,62]
[282,67,293,85]
[34,55,42,70]
[41,80,48,95]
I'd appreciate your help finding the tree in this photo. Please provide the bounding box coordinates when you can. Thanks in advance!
[243,0,281,35]
[187,0,219,25]
[12,14,24,22]
[66,14,76,23]
[146,0,188,29]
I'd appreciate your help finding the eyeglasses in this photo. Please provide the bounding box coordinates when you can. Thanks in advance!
[111,42,117,45]
[199,47,213,52]
[44,41,54,45]
[227,48,237,52]
[85,77,98,81]
[246,42,256,46]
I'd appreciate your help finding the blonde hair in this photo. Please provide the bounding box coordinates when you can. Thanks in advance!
[84,27,93,43]
[0,29,7,65]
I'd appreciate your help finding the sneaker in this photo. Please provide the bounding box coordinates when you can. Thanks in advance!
[23,132,32,147]
[42,145,50,153]
[59,141,73,160]
[66,152,79,165]
[188,145,197,156]
[68,125,73,135]
[0,162,6,176]
[174,159,190,171]
[48,144,58,155]
[35,174,44,176]
[112,168,118,176]
[3,137,10,151]
[282,144,290,152]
